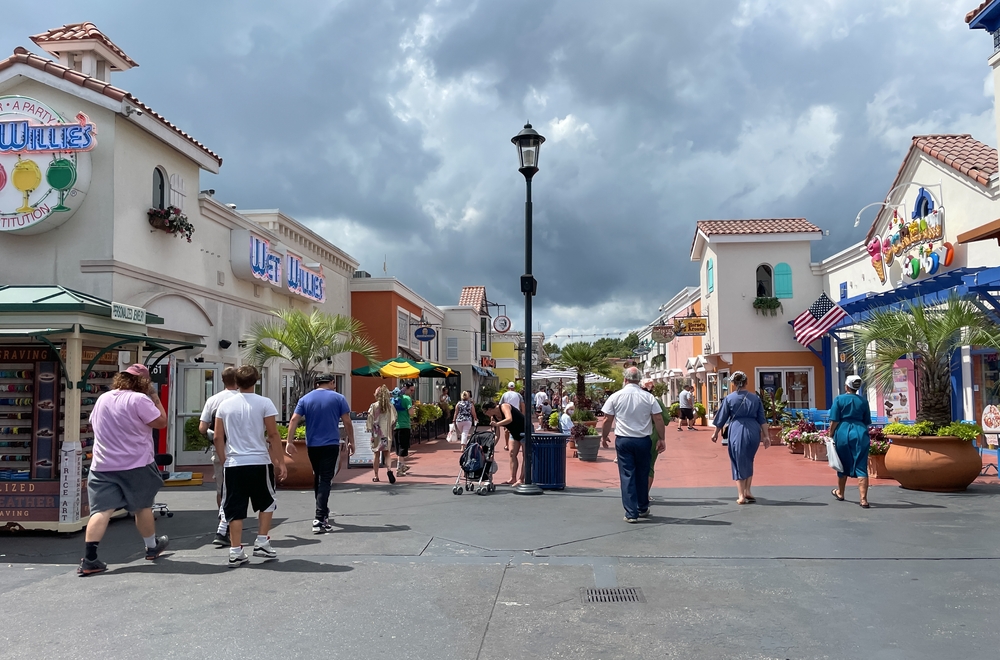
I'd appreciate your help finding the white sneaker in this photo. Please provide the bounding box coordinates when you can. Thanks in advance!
[253,537,277,559]
[228,546,249,567]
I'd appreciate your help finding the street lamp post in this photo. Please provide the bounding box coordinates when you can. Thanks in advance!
[512,122,545,496]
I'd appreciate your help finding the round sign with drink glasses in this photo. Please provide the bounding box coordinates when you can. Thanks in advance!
[0,96,94,234]
[493,316,512,333]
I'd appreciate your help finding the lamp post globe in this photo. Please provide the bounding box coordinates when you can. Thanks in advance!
[512,123,545,496]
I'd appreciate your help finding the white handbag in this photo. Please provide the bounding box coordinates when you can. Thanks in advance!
[446,423,458,443]
[826,438,843,472]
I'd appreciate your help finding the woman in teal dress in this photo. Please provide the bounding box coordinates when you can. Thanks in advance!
[829,374,872,508]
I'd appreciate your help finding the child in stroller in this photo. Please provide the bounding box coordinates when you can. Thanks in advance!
[452,430,498,495]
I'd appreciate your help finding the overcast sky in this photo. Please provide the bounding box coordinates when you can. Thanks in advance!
[3,1,995,343]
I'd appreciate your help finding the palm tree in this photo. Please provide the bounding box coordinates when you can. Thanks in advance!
[556,342,614,404]
[243,309,378,406]
[854,295,1000,426]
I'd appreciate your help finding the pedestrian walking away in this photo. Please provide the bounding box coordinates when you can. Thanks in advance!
[198,366,239,548]
[499,382,524,451]
[366,385,397,484]
[601,367,666,523]
[483,399,526,486]
[642,378,670,496]
[678,384,696,431]
[451,390,478,446]
[214,365,286,567]
[286,372,354,533]
[78,364,170,577]
[829,374,873,508]
[392,383,416,476]
[711,371,768,504]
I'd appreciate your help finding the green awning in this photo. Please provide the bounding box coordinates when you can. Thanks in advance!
[0,286,164,324]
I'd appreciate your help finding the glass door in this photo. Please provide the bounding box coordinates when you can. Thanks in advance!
[175,363,222,465]
[758,371,782,399]
[785,371,811,409]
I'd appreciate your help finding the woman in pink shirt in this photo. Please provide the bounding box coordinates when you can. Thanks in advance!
[78,364,169,577]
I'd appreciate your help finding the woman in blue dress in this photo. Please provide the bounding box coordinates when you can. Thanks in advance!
[711,371,768,504]
[829,374,872,508]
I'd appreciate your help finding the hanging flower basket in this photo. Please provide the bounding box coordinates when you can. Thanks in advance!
[148,206,195,242]
[752,296,783,316]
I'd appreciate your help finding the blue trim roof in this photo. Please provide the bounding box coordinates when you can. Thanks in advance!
[969,0,1000,32]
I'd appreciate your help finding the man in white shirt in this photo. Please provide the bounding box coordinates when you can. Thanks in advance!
[601,367,666,523]
[214,365,287,567]
[199,366,238,547]
[678,384,696,431]
[499,382,524,450]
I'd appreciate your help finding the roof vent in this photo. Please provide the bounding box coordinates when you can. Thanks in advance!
[353,270,372,278]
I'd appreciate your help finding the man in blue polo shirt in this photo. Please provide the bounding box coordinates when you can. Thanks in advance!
[285,373,353,534]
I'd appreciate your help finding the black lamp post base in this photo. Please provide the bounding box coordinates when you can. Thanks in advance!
[514,483,543,495]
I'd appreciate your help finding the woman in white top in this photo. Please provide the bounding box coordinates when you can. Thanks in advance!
[366,386,397,483]
[451,390,478,446]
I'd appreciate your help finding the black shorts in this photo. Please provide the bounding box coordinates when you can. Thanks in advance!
[222,464,277,521]
[393,428,411,457]
[679,408,695,421]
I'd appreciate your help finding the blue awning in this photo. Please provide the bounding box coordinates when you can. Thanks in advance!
[472,365,496,378]
[831,266,1000,331]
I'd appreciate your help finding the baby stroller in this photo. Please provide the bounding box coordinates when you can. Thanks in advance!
[452,430,497,495]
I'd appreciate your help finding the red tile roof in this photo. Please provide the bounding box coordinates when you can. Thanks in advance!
[0,46,221,166]
[695,219,821,236]
[30,22,138,68]
[966,0,994,23]
[865,134,997,241]
[458,286,486,314]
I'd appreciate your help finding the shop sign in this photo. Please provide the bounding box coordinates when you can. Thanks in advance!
[493,315,512,333]
[111,302,146,325]
[674,317,708,336]
[481,356,496,368]
[0,481,59,521]
[867,189,953,285]
[982,404,1000,447]
[414,326,436,342]
[651,325,675,343]
[59,444,82,523]
[0,345,56,362]
[286,251,325,303]
[0,96,94,235]
[250,233,282,287]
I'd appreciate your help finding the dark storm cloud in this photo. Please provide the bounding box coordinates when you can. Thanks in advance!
[1,1,994,339]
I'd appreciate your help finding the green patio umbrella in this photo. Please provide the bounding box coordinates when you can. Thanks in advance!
[351,358,454,379]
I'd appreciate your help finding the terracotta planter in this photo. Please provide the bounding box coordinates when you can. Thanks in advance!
[768,426,784,445]
[883,435,981,492]
[582,420,598,428]
[868,454,891,479]
[575,436,600,461]
[279,440,315,489]
[788,442,804,454]
[812,443,827,462]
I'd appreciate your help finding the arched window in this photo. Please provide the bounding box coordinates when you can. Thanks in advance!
[774,263,793,299]
[756,264,773,297]
[706,258,715,293]
[152,168,166,209]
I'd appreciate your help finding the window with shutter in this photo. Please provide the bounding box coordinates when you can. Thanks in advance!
[446,337,459,360]
[774,263,793,299]
[707,258,714,293]
[169,174,186,210]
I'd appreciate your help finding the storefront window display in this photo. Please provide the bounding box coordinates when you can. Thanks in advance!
[757,368,813,409]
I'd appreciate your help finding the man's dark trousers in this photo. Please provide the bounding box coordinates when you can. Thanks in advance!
[307,444,339,521]
[615,435,652,519]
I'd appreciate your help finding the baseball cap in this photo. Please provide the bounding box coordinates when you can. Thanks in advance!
[508,381,515,388]
[845,375,863,389]
[124,364,149,378]
[315,373,335,384]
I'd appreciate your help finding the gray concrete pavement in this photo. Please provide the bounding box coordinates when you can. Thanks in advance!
[1,482,998,659]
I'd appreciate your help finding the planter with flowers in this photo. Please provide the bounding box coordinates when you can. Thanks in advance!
[783,427,805,454]
[867,426,892,479]
[801,430,828,461]
[148,206,195,242]
[882,421,983,492]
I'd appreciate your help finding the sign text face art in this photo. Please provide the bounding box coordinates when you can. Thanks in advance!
[867,188,953,285]
[0,96,94,235]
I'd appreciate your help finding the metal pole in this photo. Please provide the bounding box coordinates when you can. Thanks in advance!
[516,176,542,495]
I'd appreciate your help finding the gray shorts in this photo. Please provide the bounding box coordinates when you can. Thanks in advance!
[212,452,224,498]
[87,463,162,514]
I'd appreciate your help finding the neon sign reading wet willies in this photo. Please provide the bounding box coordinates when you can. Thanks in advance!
[0,117,95,154]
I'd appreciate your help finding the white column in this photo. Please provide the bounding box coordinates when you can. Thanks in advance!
[962,346,974,421]
[59,329,83,528]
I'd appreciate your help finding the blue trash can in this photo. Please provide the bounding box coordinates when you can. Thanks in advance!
[530,432,567,490]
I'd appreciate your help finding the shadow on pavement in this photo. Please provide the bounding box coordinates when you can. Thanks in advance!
[756,500,829,507]
[856,501,946,509]
[269,535,322,548]
[330,522,411,534]
[651,516,731,526]
[108,558,353,575]
[651,499,730,507]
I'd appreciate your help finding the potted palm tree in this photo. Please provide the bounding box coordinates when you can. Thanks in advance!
[243,308,378,488]
[855,295,1000,492]
[556,342,614,408]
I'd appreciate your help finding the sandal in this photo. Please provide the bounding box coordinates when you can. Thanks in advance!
[831,489,845,502]
[745,496,756,503]
[372,476,380,482]
[737,498,747,505]
[860,501,870,509]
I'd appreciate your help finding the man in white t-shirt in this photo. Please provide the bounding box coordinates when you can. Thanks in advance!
[678,384,695,431]
[601,367,666,523]
[214,365,286,567]
[499,382,524,450]
[199,366,238,547]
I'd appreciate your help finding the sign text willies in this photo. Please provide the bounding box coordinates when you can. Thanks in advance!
[287,252,326,303]
[0,118,95,154]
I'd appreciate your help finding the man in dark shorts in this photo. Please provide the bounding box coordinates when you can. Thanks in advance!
[678,384,696,431]
[285,373,354,534]
[392,383,415,476]
[78,364,170,576]
[214,366,286,567]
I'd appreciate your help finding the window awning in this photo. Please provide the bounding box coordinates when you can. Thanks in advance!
[472,365,496,378]
[0,286,164,323]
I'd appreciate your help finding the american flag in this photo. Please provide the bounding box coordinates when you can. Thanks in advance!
[792,293,848,347]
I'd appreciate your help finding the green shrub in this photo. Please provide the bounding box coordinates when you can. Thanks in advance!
[693,402,706,419]
[571,409,596,422]
[276,424,306,441]
[669,402,680,419]
[883,421,936,437]
[548,411,560,429]
[936,422,983,442]
[184,417,211,451]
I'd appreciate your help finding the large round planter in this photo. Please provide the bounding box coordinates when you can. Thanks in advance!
[868,454,891,479]
[788,442,804,454]
[883,435,981,492]
[575,436,600,462]
[768,425,784,445]
[279,440,315,489]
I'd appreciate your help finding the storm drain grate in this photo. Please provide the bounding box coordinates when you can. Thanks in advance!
[582,587,646,604]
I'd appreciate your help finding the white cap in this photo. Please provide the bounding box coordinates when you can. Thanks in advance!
[846,375,863,390]
[508,381,515,388]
